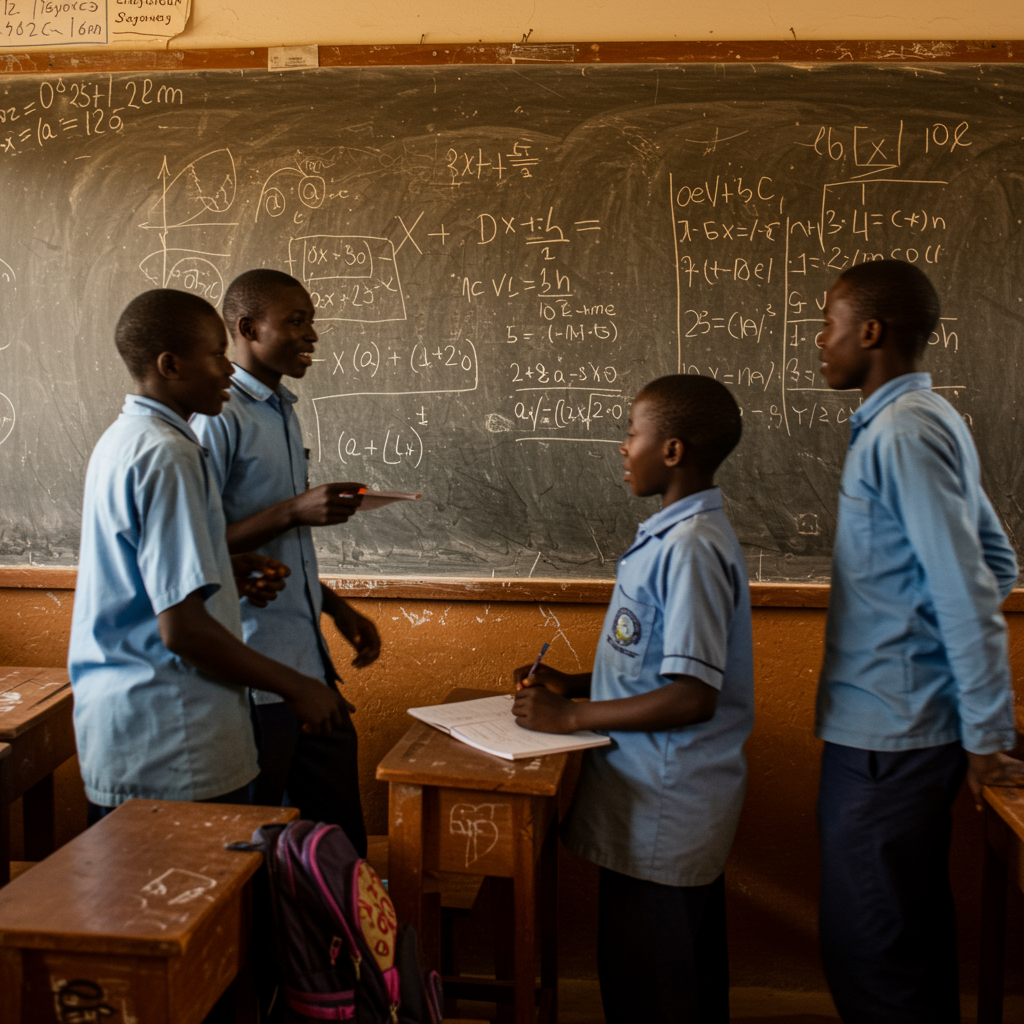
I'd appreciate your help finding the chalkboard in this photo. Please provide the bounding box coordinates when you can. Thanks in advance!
[0,59,1022,581]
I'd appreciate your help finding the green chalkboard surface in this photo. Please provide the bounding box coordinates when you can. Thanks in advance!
[0,60,1021,579]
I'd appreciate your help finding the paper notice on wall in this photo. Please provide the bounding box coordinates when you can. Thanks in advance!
[111,0,192,44]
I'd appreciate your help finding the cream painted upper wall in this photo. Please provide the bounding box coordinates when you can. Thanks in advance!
[1,0,1022,54]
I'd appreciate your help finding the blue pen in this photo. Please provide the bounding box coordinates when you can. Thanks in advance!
[527,642,550,681]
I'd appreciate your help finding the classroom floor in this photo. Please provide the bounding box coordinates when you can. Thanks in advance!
[449,982,844,1022]
[449,984,1020,1022]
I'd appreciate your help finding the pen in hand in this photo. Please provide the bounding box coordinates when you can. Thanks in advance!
[525,642,549,685]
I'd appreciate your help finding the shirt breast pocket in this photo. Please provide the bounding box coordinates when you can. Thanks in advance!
[836,489,874,576]
[600,596,658,684]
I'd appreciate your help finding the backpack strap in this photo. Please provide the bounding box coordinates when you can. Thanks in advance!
[284,985,356,1020]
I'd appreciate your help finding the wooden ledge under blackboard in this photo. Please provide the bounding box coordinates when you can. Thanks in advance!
[1,39,1024,79]
[3,565,1024,611]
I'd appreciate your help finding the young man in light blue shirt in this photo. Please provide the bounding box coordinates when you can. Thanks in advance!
[70,290,350,819]
[814,260,1024,1023]
[513,374,753,1024]
[192,269,380,856]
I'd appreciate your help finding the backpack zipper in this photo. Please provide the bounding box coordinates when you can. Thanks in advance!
[351,950,362,980]
[329,935,343,966]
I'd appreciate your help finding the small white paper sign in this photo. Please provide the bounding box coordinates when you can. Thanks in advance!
[111,0,192,43]
[268,45,319,71]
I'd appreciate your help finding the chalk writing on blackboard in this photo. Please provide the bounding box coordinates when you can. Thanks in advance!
[138,149,237,305]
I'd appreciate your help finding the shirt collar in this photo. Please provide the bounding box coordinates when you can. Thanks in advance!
[634,487,723,542]
[230,364,298,405]
[122,395,203,446]
[849,372,932,433]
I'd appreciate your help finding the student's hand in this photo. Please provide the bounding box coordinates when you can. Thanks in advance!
[231,553,290,607]
[289,482,365,527]
[512,686,579,734]
[285,675,349,735]
[966,750,1024,811]
[331,603,381,668]
[513,663,574,695]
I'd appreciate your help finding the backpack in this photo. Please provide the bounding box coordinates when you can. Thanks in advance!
[241,820,444,1024]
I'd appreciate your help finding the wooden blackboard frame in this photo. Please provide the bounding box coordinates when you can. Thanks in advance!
[1,39,1023,76]
[3,39,1023,606]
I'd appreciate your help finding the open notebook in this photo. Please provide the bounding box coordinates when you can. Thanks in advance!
[407,694,611,761]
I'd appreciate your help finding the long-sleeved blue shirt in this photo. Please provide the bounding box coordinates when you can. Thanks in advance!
[816,372,1018,755]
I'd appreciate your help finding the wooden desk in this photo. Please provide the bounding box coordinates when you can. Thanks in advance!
[978,785,1024,1023]
[0,667,76,885]
[377,688,574,1024]
[0,799,297,1024]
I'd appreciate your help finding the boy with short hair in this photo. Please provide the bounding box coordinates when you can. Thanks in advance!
[814,260,1024,1023]
[513,374,752,1023]
[69,289,349,819]
[192,269,379,856]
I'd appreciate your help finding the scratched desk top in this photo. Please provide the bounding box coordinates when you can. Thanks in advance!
[376,687,574,798]
[984,785,1024,846]
[0,800,297,956]
[0,666,71,739]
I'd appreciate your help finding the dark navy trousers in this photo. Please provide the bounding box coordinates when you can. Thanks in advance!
[250,700,367,857]
[817,740,967,1024]
[597,867,729,1023]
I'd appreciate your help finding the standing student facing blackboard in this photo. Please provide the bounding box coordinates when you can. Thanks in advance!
[192,269,381,856]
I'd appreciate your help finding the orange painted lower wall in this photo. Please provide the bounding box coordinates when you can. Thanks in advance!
[3,585,1024,992]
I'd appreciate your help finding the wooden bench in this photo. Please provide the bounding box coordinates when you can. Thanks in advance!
[0,799,297,1024]
[0,666,76,885]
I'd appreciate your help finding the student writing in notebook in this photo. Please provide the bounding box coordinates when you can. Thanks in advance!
[192,269,380,856]
[512,374,754,1024]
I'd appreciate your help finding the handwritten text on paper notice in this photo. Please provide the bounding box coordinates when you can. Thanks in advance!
[0,0,192,47]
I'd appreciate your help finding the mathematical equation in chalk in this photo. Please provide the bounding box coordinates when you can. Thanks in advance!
[0,75,183,156]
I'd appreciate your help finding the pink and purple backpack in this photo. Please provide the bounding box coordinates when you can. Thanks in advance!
[245,820,443,1023]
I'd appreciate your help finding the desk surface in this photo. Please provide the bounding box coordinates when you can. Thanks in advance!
[0,800,297,956]
[377,687,571,798]
[0,667,71,740]
[983,785,1024,845]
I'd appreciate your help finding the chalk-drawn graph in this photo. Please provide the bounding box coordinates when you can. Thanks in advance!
[138,149,238,306]
[287,234,407,323]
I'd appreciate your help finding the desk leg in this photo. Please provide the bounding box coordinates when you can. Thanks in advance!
[978,804,1008,1024]
[0,795,10,887]
[538,818,557,1024]
[512,804,537,1024]
[388,783,440,974]
[22,774,55,862]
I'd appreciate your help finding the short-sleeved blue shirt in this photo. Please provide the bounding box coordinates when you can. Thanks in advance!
[191,366,335,702]
[816,372,1018,754]
[562,488,755,887]
[68,396,259,806]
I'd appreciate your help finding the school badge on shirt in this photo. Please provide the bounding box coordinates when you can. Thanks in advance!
[607,607,642,657]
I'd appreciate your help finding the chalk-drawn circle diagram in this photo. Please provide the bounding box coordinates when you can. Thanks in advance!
[0,259,15,352]
[0,393,15,446]
[262,186,286,218]
[298,175,326,209]
[255,166,325,222]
